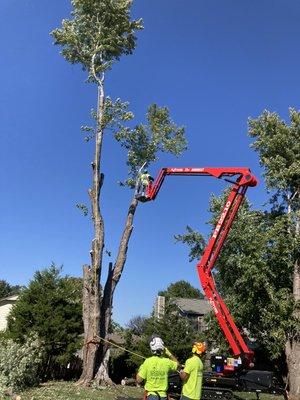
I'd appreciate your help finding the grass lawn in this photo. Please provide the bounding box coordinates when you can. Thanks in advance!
[17,381,143,400]
[15,381,286,400]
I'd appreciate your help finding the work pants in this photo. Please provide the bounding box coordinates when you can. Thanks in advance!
[147,396,167,400]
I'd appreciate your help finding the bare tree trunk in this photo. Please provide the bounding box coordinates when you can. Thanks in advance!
[94,196,139,384]
[286,202,300,399]
[78,81,106,386]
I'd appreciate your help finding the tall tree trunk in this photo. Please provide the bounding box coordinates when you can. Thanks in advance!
[286,205,300,399]
[78,81,105,386]
[94,196,138,384]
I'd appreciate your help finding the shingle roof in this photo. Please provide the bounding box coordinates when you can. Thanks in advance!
[173,297,211,315]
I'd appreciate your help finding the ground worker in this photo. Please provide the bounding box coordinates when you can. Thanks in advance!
[179,342,206,400]
[136,336,179,400]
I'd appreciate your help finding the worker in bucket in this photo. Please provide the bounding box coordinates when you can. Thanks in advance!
[135,169,154,200]
[136,335,179,400]
[179,342,206,400]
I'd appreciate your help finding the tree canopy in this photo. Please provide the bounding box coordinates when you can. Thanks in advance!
[0,280,24,299]
[7,265,83,375]
[51,0,143,77]
[158,280,203,299]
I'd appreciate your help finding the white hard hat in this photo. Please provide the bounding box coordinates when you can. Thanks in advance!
[150,336,165,353]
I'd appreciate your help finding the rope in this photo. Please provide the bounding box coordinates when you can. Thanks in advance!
[85,335,146,360]
[98,335,146,360]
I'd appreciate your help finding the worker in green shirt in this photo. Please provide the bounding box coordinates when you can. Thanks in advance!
[180,342,206,400]
[136,336,179,400]
[135,169,154,201]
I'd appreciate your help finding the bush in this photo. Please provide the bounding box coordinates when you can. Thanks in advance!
[0,335,44,395]
[7,265,83,379]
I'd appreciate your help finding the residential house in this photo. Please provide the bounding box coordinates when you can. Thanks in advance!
[0,294,18,331]
[154,295,211,332]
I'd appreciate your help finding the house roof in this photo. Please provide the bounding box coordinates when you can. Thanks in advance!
[173,297,211,316]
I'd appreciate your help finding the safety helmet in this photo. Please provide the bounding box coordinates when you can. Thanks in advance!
[149,336,165,353]
[192,342,206,355]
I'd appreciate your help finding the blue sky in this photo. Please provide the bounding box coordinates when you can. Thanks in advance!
[1,0,300,325]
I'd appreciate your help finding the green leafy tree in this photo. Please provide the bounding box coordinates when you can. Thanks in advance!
[0,281,12,299]
[51,0,187,386]
[0,335,44,395]
[0,280,24,299]
[7,265,83,379]
[126,315,148,336]
[249,109,300,400]
[158,280,204,299]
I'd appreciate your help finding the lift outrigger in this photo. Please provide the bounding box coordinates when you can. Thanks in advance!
[136,167,288,400]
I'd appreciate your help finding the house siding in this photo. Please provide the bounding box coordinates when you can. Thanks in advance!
[0,295,18,331]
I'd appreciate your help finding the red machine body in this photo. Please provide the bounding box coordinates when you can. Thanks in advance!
[143,167,258,367]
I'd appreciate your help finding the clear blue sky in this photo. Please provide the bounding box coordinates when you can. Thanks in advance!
[1,0,300,325]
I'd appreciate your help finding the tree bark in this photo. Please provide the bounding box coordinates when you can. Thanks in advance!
[94,196,139,384]
[285,328,300,399]
[286,201,300,399]
[78,81,106,386]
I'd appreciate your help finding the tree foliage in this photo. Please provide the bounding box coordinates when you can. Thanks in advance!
[0,280,24,299]
[158,280,203,300]
[249,108,300,196]
[0,335,43,395]
[248,109,300,398]
[7,265,83,375]
[51,0,143,77]
[175,226,206,262]
[126,315,148,336]
[115,103,186,185]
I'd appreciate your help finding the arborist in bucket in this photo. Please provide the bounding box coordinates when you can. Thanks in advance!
[136,336,179,400]
[135,169,154,201]
[179,342,206,400]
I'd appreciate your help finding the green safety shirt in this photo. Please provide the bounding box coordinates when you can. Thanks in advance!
[182,355,203,400]
[140,173,150,186]
[138,356,177,397]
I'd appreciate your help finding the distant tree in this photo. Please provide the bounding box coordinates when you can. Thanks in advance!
[0,280,12,299]
[51,0,186,386]
[158,280,203,299]
[7,265,83,379]
[126,315,148,336]
[0,280,24,299]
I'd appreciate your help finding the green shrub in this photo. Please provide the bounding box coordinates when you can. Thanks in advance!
[0,335,43,395]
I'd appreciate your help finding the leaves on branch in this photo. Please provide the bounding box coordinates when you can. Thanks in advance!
[115,103,187,186]
[175,226,206,262]
[51,0,143,80]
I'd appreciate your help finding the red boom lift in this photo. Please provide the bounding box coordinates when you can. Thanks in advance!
[136,167,288,400]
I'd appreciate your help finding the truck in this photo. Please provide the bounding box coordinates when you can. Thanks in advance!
[136,167,288,400]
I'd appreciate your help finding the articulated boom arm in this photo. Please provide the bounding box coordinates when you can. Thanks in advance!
[145,167,258,365]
